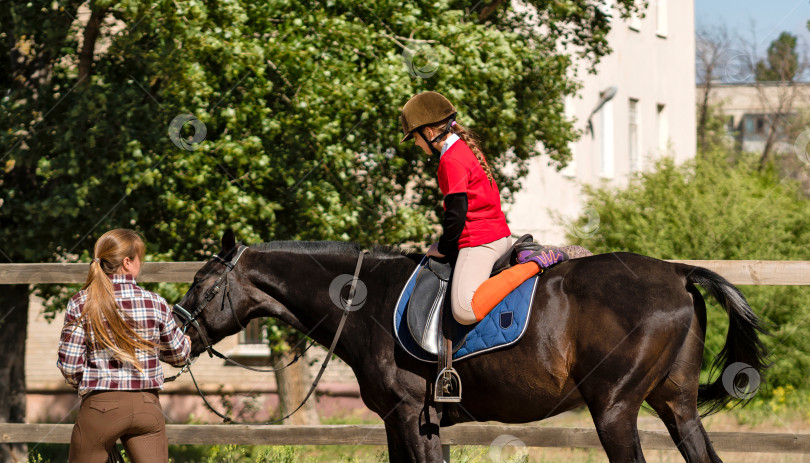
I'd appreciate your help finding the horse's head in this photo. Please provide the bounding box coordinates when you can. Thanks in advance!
[174,229,266,358]
[175,231,381,359]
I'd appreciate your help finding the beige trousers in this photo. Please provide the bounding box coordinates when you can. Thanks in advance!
[451,236,514,324]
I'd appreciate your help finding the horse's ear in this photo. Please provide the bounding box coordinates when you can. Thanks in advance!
[222,229,236,252]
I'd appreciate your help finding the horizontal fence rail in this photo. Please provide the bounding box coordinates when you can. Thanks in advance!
[1,424,809,453]
[1,260,810,285]
[0,262,203,284]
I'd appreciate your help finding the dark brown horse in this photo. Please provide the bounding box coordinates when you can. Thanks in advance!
[175,230,769,462]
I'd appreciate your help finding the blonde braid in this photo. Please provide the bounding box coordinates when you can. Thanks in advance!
[452,122,494,183]
[427,118,495,183]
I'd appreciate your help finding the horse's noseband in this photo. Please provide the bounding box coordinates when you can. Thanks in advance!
[173,245,248,357]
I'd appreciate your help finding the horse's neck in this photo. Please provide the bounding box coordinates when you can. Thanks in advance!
[248,250,371,358]
[247,248,418,363]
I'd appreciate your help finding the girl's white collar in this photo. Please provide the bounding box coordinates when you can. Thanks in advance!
[441,133,460,157]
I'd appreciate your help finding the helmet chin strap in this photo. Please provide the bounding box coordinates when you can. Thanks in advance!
[417,129,442,156]
[418,115,456,157]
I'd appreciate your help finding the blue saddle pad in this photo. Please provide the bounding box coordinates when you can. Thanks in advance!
[393,257,539,363]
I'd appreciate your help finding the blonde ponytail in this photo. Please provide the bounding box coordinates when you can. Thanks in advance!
[76,229,156,373]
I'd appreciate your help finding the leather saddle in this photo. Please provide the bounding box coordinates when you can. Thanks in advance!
[406,234,536,355]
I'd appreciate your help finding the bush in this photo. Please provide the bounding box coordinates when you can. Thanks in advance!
[568,147,810,393]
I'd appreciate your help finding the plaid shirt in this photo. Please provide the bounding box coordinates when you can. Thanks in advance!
[57,274,190,395]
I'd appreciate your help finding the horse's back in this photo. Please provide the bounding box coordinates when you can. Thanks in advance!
[556,252,691,312]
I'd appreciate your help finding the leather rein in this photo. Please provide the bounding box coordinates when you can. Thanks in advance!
[169,245,368,424]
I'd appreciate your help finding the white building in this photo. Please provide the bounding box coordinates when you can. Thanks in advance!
[507,0,696,244]
[698,82,810,153]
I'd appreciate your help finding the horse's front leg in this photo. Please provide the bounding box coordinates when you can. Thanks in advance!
[382,401,444,463]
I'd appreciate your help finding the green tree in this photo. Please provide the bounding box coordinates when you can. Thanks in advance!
[568,148,810,392]
[749,31,806,167]
[1,0,642,442]
[755,32,800,82]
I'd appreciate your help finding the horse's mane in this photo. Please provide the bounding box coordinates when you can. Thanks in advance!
[249,240,421,258]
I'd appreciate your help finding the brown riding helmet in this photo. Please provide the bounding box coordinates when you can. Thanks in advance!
[399,91,456,143]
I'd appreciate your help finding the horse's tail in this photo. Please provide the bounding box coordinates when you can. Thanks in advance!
[680,264,771,416]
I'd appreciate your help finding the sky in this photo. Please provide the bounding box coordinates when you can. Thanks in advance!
[695,0,810,56]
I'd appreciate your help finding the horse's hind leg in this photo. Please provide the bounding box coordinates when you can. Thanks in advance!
[646,291,722,463]
[646,377,721,463]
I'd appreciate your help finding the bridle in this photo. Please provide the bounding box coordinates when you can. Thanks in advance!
[171,244,318,373]
[172,245,249,359]
[169,245,368,425]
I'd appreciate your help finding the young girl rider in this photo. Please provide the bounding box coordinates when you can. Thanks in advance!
[57,229,191,462]
[400,91,569,325]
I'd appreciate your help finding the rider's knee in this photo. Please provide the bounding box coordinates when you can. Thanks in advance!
[451,295,477,325]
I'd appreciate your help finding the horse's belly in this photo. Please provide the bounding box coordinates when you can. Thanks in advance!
[448,369,583,423]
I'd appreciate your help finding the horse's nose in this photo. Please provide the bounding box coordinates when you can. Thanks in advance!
[172,304,193,328]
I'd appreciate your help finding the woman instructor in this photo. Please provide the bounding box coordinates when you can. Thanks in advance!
[57,229,190,462]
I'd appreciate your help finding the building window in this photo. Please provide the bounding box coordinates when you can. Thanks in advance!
[744,116,755,135]
[226,317,271,361]
[743,115,767,135]
[741,114,772,142]
[656,0,668,37]
[600,99,615,179]
[657,103,668,153]
[240,318,267,345]
[628,98,641,172]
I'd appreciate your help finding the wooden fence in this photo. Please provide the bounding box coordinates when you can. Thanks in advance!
[2,260,810,458]
[1,259,809,285]
[0,424,809,453]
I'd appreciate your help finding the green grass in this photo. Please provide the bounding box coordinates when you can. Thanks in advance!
[168,444,302,463]
[726,385,810,427]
